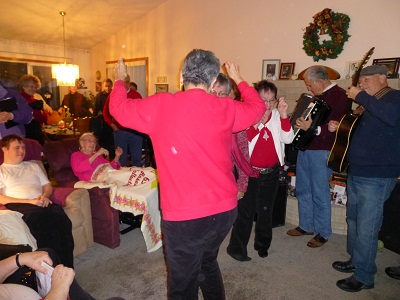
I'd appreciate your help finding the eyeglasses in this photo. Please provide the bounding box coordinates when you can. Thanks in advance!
[211,89,227,97]
[263,98,277,104]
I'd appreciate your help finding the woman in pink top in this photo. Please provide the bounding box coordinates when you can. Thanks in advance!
[70,132,122,181]
[110,50,266,299]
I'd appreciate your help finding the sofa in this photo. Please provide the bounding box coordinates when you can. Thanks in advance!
[43,138,121,248]
[0,138,94,257]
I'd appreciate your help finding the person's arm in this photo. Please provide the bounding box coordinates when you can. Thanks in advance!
[235,131,250,197]
[354,90,400,127]
[0,251,52,283]
[102,96,118,130]
[8,91,33,125]
[34,183,53,208]
[88,148,109,164]
[111,146,123,169]
[0,187,40,205]
[224,62,266,132]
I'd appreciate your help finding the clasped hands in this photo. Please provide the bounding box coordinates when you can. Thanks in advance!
[34,194,52,207]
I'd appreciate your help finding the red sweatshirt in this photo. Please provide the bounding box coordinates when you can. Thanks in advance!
[110,81,265,221]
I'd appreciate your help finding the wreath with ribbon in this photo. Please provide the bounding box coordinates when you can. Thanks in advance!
[303,8,351,61]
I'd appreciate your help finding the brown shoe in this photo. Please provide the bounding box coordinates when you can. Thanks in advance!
[287,226,314,236]
[307,234,328,248]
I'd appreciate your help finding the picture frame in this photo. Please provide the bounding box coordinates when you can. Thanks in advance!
[95,81,102,92]
[155,84,168,93]
[262,59,280,80]
[372,57,400,79]
[279,62,296,80]
[346,60,361,79]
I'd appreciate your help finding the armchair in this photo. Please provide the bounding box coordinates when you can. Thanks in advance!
[0,138,93,257]
[43,138,120,248]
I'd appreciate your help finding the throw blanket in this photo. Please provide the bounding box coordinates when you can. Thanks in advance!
[74,164,162,252]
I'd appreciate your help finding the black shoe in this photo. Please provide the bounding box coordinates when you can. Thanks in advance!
[257,250,268,258]
[385,266,400,280]
[336,276,374,292]
[332,260,355,273]
[226,249,251,262]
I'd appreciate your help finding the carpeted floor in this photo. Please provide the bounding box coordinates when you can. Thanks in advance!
[74,223,400,300]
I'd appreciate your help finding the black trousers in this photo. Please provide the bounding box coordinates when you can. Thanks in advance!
[162,208,237,300]
[227,168,279,256]
[5,203,74,268]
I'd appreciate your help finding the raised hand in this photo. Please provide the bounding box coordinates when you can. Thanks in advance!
[115,146,123,158]
[346,86,361,100]
[277,97,288,118]
[224,61,244,84]
[114,58,128,82]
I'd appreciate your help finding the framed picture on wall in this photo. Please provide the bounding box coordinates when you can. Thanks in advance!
[155,84,168,93]
[95,81,102,92]
[262,59,280,80]
[372,57,400,78]
[279,62,296,80]
[346,60,361,79]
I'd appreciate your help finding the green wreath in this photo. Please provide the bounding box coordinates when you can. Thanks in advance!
[303,8,351,62]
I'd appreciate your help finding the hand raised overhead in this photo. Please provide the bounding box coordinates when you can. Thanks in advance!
[224,61,244,84]
[114,58,128,81]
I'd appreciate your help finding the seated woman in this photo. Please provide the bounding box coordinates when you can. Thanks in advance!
[71,132,123,181]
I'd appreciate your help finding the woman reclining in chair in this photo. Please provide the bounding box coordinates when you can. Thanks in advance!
[70,132,123,181]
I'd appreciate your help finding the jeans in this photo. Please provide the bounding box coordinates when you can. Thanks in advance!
[114,129,143,167]
[162,208,237,300]
[296,150,332,239]
[346,174,397,285]
[227,168,279,256]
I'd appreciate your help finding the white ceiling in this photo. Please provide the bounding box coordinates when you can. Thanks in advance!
[1,0,168,50]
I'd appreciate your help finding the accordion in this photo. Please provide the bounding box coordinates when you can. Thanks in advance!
[290,93,331,151]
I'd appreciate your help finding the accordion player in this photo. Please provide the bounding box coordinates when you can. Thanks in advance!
[290,93,331,151]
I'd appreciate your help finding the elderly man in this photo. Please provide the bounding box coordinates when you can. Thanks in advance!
[287,66,352,247]
[332,65,400,292]
[0,134,74,268]
[110,49,265,299]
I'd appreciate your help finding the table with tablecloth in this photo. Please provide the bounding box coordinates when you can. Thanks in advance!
[74,165,162,252]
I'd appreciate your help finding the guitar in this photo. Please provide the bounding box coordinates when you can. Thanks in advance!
[327,47,375,173]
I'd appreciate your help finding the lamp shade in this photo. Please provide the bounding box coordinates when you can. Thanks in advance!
[52,63,79,86]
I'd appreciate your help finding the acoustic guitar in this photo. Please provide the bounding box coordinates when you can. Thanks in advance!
[327,47,375,173]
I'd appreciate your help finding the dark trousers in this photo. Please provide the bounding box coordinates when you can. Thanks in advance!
[227,168,279,256]
[162,208,237,300]
[5,203,74,268]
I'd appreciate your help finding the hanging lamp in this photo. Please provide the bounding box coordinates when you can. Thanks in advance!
[52,11,79,86]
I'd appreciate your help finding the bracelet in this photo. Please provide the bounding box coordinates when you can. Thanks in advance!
[16,253,22,268]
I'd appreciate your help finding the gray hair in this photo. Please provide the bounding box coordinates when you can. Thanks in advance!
[214,73,232,95]
[182,49,220,89]
[304,66,329,81]
[79,132,96,143]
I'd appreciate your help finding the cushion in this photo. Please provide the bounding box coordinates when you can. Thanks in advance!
[0,210,37,250]
[43,138,80,183]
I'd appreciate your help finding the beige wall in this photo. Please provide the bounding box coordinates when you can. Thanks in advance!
[91,0,400,95]
[1,0,399,100]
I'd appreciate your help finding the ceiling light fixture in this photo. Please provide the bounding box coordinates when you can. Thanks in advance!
[52,11,79,86]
